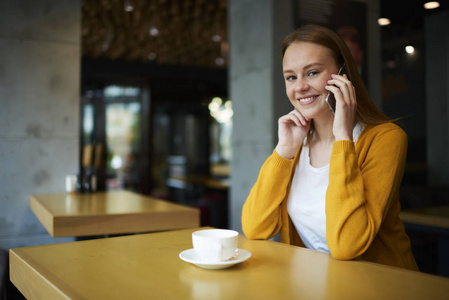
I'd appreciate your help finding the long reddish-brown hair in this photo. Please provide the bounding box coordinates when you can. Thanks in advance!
[282,24,391,126]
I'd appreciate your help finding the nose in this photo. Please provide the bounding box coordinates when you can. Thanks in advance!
[294,77,309,92]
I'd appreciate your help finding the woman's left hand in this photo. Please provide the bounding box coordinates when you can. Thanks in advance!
[325,74,357,141]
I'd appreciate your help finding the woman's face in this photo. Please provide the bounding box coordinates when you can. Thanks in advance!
[282,41,339,119]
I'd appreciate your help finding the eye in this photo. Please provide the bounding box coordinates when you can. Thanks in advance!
[307,70,319,77]
[285,75,296,81]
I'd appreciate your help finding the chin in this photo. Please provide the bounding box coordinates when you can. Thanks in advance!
[301,112,312,120]
[296,108,313,120]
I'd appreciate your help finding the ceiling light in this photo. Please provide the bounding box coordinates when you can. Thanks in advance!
[215,57,225,66]
[424,2,440,9]
[378,18,391,26]
[209,97,223,112]
[405,46,415,54]
[209,98,233,124]
[148,53,157,60]
[124,0,134,12]
[149,26,159,36]
[102,41,109,52]
[212,35,222,43]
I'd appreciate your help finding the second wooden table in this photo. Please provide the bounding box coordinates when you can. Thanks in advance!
[30,190,200,237]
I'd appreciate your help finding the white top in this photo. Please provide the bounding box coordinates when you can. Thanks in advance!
[287,123,365,253]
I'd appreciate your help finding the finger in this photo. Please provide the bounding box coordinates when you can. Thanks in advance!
[289,109,309,126]
[347,84,356,105]
[325,85,342,100]
[328,75,352,96]
[327,77,352,104]
[280,113,301,127]
[328,77,349,90]
[331,73,351,84]
[338,79,356,106]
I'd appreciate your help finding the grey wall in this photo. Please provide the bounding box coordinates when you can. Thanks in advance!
[426,10,449,187]
[0,0,80,249]
[229,0,294,232]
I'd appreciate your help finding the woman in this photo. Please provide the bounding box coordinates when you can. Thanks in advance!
[242,24,418,271]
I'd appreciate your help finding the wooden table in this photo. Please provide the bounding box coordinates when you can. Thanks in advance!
[30,190,200,237]
[167,176,229,191]
[400,206,449,277]
[400,206,449,229]
[10,227,449,300]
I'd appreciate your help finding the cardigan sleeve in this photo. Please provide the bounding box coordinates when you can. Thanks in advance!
[325,125,408,260]
[242,149,297,240]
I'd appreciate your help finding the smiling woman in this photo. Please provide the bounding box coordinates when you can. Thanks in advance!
[242,24,419,271]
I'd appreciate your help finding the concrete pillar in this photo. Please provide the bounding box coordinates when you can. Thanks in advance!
[229,0,294,231]
[425,10,449,187]
[0,0,80,249]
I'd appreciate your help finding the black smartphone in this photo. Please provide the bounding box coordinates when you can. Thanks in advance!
[325,64,346,115]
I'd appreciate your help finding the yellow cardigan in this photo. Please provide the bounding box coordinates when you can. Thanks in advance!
[242,122,419,271]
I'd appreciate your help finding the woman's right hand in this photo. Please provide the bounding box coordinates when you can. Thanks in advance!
[275,110,311,159]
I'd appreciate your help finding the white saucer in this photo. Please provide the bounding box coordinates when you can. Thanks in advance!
[179,248,251,270]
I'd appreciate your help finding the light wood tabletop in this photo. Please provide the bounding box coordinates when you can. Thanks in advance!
[10,227,449,300]
[30,190,200,237]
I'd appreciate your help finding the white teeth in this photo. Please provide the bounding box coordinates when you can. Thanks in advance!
[299,96,314,103]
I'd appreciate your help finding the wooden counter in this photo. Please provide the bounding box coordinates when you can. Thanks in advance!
[400,206,449,229]
[10,227,449,300]
[400,205,449,277]
[30,190,200,237]
[167,176,229,191]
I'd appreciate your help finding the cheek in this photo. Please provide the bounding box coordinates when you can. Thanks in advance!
[286,87,299,107]
[286,85,295,99]
[318,77,330,92]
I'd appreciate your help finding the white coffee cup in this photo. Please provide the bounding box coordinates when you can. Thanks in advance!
[192,229,239,263]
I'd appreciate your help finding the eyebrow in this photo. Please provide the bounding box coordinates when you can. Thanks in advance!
[283,62,324,74]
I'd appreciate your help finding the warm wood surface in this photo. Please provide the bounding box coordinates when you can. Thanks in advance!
[167,176,229,191]
[30,190,200,237]
[10,227,449,300]
[400,206,449,229]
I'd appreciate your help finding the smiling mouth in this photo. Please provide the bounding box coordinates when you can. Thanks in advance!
[298,96,318,103]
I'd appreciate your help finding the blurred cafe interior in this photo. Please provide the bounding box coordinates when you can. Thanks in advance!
[2,0,449,296]
[80,0,230,228]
